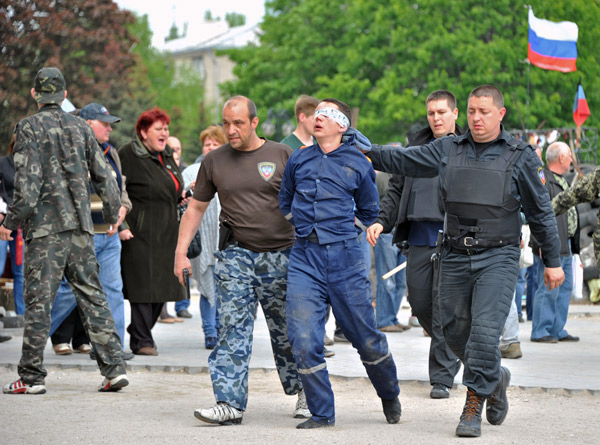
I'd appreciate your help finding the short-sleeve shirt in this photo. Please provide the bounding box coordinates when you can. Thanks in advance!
[193,140,294,252]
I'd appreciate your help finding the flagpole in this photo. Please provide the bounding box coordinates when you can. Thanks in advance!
[526,60,530,130]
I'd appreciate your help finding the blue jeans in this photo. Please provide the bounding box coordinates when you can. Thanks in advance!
[514,267,527,318]
[373,232,406,328]
[0,235,25,314]
[50,234,126,349]
[531,254,574,340]
[174,290,218,338]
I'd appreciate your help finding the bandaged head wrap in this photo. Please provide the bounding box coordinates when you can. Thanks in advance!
[314,107,350,128]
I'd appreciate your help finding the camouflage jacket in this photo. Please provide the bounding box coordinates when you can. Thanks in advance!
[553,166,600,263]
[3,104,120,239]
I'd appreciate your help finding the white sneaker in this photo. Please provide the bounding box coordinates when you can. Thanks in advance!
[3,379,46,395]
[294,390,311,418]
[98,374,129,392]
[194,402,243,425]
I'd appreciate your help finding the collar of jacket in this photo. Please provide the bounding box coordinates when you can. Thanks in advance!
[37,103,62,114]
[129,137,174,159]
[407,123,464,147]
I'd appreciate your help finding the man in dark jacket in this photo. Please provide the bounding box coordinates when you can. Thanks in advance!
[530,141,579,343]
[365,85,563,438]
[0,67,127,394]
[367,90,462,400]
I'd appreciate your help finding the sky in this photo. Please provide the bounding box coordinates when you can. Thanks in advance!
[114,0,266,48]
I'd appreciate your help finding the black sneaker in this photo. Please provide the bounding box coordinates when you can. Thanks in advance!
[455,389,485,437]
[296,418,335,429]
[430,383,450,399]
[177,309,193,319]
[486,366,511,425]
[381,396,401,424]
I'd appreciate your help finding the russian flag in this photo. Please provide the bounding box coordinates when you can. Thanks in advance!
[573,83,590,127]
[528,9,578,73]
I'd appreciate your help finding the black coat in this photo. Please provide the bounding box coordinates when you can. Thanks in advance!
[118,138,185,303]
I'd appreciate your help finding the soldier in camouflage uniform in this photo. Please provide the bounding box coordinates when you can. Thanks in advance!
[553,166,600,266]
[0,67,128,394]
[175,96,306,425]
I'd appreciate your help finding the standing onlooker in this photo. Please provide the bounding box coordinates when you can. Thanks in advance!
[0,135,24,315]
[49,102,135,361]
[530,141,579,343]
[119,108,187,356]
[280,98,401,428]
[367,90,462,399]
[372,170,408,332]
[366,85,563,437]
[180,125,227,348]
[174,96,306,425]
[1,67,127,394]
[280,95,319,150]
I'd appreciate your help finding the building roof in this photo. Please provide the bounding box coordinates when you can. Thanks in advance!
[160,21,260,56]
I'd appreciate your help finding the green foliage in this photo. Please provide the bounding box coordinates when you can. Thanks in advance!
[223,0,599,144]
[122,14,211,162]
[225,12,246,28]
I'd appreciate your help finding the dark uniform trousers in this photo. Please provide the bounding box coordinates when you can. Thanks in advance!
[439,245,520,397]
[19,229,125,385]
[406,245,460,388]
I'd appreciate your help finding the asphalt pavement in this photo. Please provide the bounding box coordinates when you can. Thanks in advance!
[1,293,599,393]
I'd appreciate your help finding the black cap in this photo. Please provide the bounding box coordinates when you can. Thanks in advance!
[80,103,121,123]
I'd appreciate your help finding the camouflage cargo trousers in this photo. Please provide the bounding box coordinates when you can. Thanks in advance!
[210,244,302,411]
[18,229,125,385]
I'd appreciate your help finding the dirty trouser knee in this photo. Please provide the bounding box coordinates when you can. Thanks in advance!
[209,245,300,411]
[439,246,519,397]
[19,230,124,385]
[407,245,459,388]
[287,238,399,421]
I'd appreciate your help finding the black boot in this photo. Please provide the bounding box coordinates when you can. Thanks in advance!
[486,366,511,425]
[381,397,401,424]
[455,389,485,437]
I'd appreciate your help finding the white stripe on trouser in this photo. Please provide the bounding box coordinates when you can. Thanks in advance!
[362,351,390,366]
[298,362,327,375]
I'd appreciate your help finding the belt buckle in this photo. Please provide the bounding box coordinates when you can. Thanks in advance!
[463,237,475,247]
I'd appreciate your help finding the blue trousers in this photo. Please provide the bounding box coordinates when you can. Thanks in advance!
[0,235,25,314]
[287,237,400,422]
[531,254,573,340]
[373,232,406,328]
[210,244,301,411]
[50,234,126,350]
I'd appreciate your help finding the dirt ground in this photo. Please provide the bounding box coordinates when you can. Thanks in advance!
[1,366,598,445]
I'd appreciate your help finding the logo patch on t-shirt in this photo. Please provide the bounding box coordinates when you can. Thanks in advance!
[258,162,276,181]
[538,166,546,185]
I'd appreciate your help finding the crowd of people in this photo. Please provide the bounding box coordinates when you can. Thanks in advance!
[0,66,588,439]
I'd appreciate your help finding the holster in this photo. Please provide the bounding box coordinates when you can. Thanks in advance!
[218,220,235,251]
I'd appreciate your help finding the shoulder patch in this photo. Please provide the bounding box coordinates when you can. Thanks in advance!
[258,162,276,181]
[538,166,545,185]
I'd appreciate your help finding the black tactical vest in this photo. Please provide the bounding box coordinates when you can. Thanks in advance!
[443,139,525,248]
[406,176,444,222]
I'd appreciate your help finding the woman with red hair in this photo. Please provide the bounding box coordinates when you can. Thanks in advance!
[118,108,186,355]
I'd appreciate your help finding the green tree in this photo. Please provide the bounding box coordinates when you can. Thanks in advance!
[225,12,246,28]
[0,0,137,152]
[222,0,599,144]
[123,13,211,162]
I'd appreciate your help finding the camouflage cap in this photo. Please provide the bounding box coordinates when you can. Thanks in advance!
[34,67,66,104]
[80,103,121,123]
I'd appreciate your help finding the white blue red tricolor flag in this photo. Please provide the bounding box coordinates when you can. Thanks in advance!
[527,8,578,73]
[573,82,590,127]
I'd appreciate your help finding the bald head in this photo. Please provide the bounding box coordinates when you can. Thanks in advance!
[168,136,181,156]
[546,142,572,175]
[223,96,257,121]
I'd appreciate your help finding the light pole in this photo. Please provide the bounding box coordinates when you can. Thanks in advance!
[260,109,294,141]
